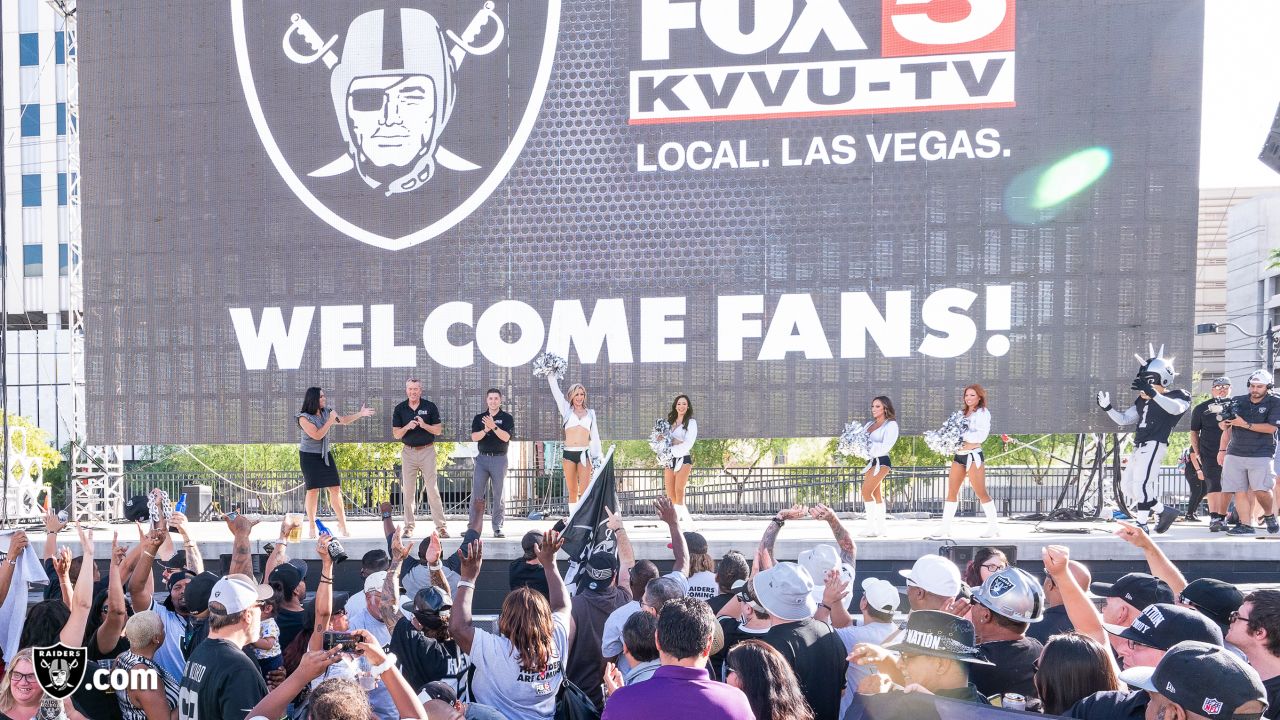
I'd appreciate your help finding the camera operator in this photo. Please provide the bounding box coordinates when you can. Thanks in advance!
[1190,377,1233,531]
[1218,370,1280,535]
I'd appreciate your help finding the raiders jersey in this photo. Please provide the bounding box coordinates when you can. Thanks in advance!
[1132,390,1191,444]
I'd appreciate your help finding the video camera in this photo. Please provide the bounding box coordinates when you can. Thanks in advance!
[1208,398,1240,422]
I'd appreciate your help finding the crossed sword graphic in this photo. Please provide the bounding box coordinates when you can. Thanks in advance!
[282,2,506,177]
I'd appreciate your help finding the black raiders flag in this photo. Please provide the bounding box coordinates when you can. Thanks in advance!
[562,446,619,591]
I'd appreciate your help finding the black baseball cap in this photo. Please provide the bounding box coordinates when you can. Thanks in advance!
[683,532,709,555]
[1104,603,1224,651]
[160,550,187,570]
[885,610,993,665]
[422,681,457,704]
[401,586,451,615]
[1180,578,1244,630]
[268,562,305,596]
[577,552,619,592]
[1090,573,1174,610]
[166,570,193,591]
[184,571,221,614]
[1121,641,1268,719]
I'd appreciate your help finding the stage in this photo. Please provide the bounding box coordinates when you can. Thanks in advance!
[31,513,1280,613]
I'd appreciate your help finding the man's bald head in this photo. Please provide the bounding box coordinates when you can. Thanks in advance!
[1044,560,1092,607]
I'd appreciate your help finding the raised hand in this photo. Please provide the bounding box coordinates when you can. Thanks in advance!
[1096,391,1111,410]
[460,539,484,582]
[1114,520,1154,550]
[76,524,95,557]
[810,503,836,523]
[655,497,678,525]
[604,506,624,532]
[534,529,565,567]
[51,546,72,577]
[603,662,624,697]
[110,533,125,567]
[227,512,259,538]
[317,534,333,564]
[849,643,894,668]
[777,503,809,521]
[296,648,343,682]
[357,404,375,418]
[1042,544,1070,578]
[424,532,442,565]
[389,527,411,562]
[44,506,66,534]
[822,568,849,607]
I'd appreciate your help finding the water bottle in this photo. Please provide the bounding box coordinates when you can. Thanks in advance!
[174,493,188,515]
[315,520,348,563]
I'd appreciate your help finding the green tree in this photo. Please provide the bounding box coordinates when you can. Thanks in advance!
[2,412,63,475]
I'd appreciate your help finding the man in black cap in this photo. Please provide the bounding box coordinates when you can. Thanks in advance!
[390,586,472,698]
[508,529,550,599]
[1226,589,1280,716]
[181,570,221,657]
[1120,641,1268,720]
[566,551,631,708]
[850,610,992,719]
[1091,572,1175,630]
[1068,603,1224,719]
[267,559,309,651]
[1104,602,1224,670]
[1190,377,1233,530]
[1180,578,1244,639]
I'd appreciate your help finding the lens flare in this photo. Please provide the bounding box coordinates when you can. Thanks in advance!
[1032,148,1112,209]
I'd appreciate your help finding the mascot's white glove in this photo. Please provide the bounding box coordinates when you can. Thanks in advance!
[1096,391,1112,411]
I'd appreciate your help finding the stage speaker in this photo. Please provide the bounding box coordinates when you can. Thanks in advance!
[936,544,1019,575]
[181,484,213,520]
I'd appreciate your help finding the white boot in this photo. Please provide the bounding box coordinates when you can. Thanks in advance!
[860,502,881,537]
[981,500,1000,538]
[877,503,889,536]
[930,501,958,539]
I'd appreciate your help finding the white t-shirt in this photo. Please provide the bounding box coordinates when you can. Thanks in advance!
[470,610,571,720]
[686,571,718,601]
[836,621,900,718]
[255,618,281,659]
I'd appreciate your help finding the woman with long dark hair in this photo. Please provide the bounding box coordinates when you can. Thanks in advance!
[936,384,997,538]
[725,639,814,720]
[545,375,602,512]
[963,547,1009,589]
[297,386,374,537]
[859,396,899,537]
[451,530,571,720]
[1033,633,1121,716]
[662,394,698,522]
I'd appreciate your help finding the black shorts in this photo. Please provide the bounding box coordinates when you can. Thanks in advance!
[563,449,583,463]
[1201,456,1223,494]
[953,451,984,466]
[669,455,693,470]
[867,455,892,469]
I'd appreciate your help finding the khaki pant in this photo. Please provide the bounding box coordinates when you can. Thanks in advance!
[402,444,445,531]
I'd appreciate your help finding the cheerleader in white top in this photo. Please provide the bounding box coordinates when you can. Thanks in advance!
[547,375,603,509]
[859,396,900,537]
[661,395,699,522]
[939,384,999,538]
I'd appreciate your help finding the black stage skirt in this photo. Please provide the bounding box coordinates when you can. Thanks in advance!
[300,450,341,489]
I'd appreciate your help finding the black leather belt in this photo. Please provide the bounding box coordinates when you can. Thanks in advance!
[479,451,508,456]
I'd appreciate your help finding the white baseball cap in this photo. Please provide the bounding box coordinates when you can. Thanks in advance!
[861,577,901,615]
[209,573,273,615]
[364,570,391,594]
[798,544,841,603]
[898,555,962,598]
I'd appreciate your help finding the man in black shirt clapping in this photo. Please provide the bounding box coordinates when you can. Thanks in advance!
[469,388,515,538]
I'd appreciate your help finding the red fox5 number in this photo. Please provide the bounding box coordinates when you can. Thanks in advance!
[881,0,1015,58]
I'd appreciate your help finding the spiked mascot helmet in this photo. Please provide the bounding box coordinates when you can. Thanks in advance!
[1135,344,1176,388]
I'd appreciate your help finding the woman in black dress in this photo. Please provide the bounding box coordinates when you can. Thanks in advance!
[297,387,374,537]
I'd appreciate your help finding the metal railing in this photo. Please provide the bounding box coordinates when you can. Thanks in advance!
[124,464,1194,520]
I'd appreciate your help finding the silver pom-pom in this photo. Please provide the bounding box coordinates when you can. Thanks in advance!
[531,351,567,379]
[924,412,971,455]
[836,422,873,460]
[650,419,674,464]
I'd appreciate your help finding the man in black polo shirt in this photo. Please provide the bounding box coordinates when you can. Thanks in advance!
[469,388,514,538]
[1190,376,1233,531]
[1217,370,1280,536]
[393,378,446,537]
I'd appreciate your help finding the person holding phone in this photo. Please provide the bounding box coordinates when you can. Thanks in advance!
[297,386,375,538]
[393,378,447,538]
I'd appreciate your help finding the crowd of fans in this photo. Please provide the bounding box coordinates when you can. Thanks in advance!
[0,498,1275,720]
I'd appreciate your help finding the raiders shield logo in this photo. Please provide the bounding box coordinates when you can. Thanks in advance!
[33,643,88,700]
[988,574,1015,597]
[231,1,559,250]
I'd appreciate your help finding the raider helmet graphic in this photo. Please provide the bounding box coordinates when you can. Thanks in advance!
[328,8,457,195]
